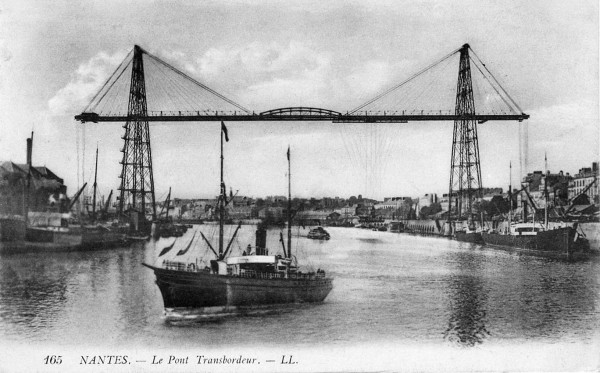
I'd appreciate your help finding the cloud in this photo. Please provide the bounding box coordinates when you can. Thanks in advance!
[528,100,598,129]
[0,40,12,89]
[0,40,12,63]
[522,99,599,171]
[200,41,329,77]
[345,59,416,105]
[196,41,413,112]
[155,49,198,74]
[197,41,335,110]
[346,60,394,96]
[48,50,127,116]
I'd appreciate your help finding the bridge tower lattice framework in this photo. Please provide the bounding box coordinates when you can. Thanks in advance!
[448,44,483,223]
[118,45,156,223]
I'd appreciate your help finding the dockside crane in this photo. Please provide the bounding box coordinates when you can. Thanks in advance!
[69,183,88,211]
[565,178,598,215]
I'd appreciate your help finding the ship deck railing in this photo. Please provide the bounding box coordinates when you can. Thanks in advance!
[239,270,283,279]
[162,260,327,280]
[239,270,327,280]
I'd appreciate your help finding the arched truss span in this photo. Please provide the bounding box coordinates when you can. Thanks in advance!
[260,107,342,118]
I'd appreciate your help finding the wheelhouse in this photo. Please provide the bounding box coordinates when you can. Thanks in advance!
[224,255,297,278]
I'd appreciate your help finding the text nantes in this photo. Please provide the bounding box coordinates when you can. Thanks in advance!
[80,355,129,365]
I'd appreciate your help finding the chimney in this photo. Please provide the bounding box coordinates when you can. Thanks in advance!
[26,132,33,167]
[593,162,598,173]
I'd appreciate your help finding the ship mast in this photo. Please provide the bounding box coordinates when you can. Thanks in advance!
[92,146,98,221]
[25,132,33,225]
[508,161,512,231]
[219,124,225,258]
[544,152,548,230]
[287,146,292,259]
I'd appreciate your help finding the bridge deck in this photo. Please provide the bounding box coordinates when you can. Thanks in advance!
[75,112,529,123]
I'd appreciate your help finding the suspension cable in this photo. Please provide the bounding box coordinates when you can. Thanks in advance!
[84,49,134,112]
[349,47,461,114]
[469,48,524,113]
[142,48,251,114]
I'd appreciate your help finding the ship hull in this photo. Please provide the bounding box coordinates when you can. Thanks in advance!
[143,264,333,309]
[481,227,591,260]
[455,231,484,244]
[307,234,330,240]
[0,227,128,254]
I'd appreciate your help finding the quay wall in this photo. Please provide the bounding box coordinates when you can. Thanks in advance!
[403,219,446,236]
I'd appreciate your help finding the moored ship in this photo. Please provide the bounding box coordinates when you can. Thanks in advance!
[1,212,129,254]
[0,135,129,254]
[143,123,333,313]
[480,160,591,260]
[481,222,591,260]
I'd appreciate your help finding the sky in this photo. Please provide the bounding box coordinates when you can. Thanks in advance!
[0,0,598,201]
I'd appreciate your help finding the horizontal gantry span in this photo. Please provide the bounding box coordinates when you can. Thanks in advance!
[75,109,529,123]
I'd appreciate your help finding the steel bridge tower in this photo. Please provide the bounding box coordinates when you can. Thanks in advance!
[448,44,482,223]
[118,45,156,225]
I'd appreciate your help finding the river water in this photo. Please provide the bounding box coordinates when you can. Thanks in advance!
[1,225,599,371]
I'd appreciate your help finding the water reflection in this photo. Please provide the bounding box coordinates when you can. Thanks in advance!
[0,255,69,339]
[503,255,599,341]
[443,249,490,346]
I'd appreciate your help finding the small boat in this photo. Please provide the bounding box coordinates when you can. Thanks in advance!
[454,230,484,244]
[125,233,150,241]
[307,226,330,240]
[143,125,333,312]
[157,223,186,238]
[389,221,405,233]
[153,188,187,239]
[454,222,485,244]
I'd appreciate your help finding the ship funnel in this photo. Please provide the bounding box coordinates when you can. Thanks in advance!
[255,226,267,255]
[26,132,34,166]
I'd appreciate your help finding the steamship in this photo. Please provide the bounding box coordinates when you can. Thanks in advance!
[143,123,333,312]
[481,222,591,260]
[480,163,591,260]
